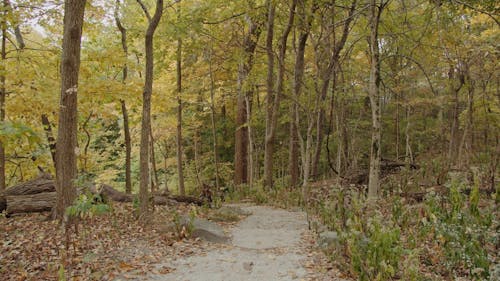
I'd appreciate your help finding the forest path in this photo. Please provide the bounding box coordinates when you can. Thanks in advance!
[145,204,327,281]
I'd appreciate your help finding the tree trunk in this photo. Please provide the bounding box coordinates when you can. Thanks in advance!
[115,0,132,194]
[54,0,86,220]
[245,94,255,188]
[150,128,159,193]
[208,53,220,190]
[458,79,474,168]
[162,140,169,192]
[405,106,413,165]
[367,0,383,199]
[290,0,309,188]
[264,0,297,189]
[310,0,357,179]
[138,0,163,219]
[0,1,6,191]
[41,114,57,169]
[121,100,132,194]
[264,0,275,189]
[234,15,261,186]
[176,36,185,196]
[446,64,464,166]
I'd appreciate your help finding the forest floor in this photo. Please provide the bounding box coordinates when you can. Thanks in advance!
[140,204,344,281]
[1,202,345,280]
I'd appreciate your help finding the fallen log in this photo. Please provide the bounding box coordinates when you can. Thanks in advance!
[169,195,205,206]
[2,173,54,196]
[6,192,56,214]
[1,176,205,214]
[90,184,133,202]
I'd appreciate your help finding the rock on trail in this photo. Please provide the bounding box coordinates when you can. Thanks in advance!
[147,205,314,281]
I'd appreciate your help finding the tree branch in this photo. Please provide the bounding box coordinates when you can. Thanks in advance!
[136,0,152,22]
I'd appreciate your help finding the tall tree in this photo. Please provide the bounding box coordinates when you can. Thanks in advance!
[175,6,185,196]
[0,0,25,191]
[264,0,297,189]
[367,0,386,199]
[54,0,86,220]
[114,0,132,194]
[289,0,312,188]
[234,9,262,186]
[310,0,357,178]
[137,0,163,218]
[0,0,7,191]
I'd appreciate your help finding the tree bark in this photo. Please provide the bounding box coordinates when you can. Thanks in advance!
[54,0,86,220]
[447,64,464,166]
[176,36,185,196]
[138,0,163,219]
[150,127,159,193]
[7,192,56,214]
[208,41,220,191]
[234,14,262,186]
[121,100,132,194]
[290,0,310,188]
[264,0,297,189]
[367,0,383,199]
[115,0,132,194]
[0,0,7,191]
[264,0,275,189]
[41,114,57,169]
[310,0,357,178]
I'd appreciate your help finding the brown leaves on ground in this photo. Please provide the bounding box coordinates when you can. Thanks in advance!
[0,203,199,281]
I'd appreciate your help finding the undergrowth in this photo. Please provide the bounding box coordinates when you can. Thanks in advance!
[308,179,498,280]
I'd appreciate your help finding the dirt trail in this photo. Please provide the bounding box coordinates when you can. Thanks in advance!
[145,205,335,281]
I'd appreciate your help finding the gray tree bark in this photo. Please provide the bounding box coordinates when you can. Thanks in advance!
[367,0,384,199]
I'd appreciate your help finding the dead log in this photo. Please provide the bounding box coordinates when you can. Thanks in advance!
[90,184,133,202]
[93,184,205,206]
[1,175,205,214]
[6,192,56,214]
[2,173,54,196]
[169,195,205,206]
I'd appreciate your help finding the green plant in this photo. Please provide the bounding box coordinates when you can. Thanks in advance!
[65,193,110,219]
[58,263,66,281]
[347,216,403,281]
[423,187,492,279]
[251,188,268,205]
